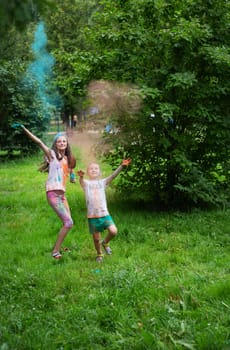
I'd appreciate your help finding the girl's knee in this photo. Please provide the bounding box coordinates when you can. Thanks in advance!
[64,218,73,229]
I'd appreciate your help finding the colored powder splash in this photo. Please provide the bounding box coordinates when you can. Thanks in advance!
[87,80,142,117]
[24,21,62,120]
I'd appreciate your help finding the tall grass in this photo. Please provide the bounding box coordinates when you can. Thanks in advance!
[0,148,229,350]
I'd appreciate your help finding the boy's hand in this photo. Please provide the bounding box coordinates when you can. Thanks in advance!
[12,122,24,129]
[77,170,85,177]
[122,158,132,166]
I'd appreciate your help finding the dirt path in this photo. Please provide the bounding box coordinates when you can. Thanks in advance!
[67,129,101,165]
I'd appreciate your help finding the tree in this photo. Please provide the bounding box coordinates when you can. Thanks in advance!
[0,0,54,34]
[0,1,60,155]
[44,0,100,121]
[81,0,230,209]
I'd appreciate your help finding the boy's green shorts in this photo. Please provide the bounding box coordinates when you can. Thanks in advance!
[88,215,114,234]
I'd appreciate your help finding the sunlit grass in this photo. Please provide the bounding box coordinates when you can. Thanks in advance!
[0,152,229,349]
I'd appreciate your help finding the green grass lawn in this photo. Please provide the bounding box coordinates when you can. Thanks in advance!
[0,150,229,350]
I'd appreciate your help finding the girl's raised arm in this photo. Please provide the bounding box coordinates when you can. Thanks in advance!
[12,123,51,159]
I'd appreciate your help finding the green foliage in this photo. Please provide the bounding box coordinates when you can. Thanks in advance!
[0,157,229,349]
[0,58,50,155]
[0,20,60,155]
[44,0,100,116]
[1,0,230,208]
[82,0,230,209]
[0,0,54,34]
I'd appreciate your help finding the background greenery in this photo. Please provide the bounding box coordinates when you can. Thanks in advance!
[0,0,229,209]
[0,139,229,349]
[0,2,229,348]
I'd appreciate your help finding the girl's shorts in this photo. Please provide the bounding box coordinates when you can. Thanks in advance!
[88,215,114,234]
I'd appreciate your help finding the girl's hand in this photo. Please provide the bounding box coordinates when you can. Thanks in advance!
[70,173,76,183]
[122,158,132,166]
[12,123,24,129]
[77,170,85,177]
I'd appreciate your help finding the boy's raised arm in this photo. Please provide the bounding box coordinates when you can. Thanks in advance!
[105,158,131,185]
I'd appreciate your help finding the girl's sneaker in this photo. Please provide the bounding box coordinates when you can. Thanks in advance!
[102,241,112,255]
[96,254,104,263]
[52,251,62,259]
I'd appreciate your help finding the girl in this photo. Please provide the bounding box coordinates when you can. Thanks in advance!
[13,123,76,259]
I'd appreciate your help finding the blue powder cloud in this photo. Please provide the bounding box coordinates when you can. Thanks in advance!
[24,21,62,119]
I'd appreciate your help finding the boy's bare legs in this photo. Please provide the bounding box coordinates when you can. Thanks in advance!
[93,232,102,255]
[93,225,118,260]
[103,224,117,244]
[93,232,104,262]
[102,224,117,255]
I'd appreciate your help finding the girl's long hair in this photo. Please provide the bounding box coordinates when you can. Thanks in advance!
[39,134,76,172]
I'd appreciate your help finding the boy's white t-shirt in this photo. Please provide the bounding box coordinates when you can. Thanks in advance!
[83,178,109,218]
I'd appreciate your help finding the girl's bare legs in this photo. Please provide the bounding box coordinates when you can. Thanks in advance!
[47,191,73,257]
[52,226,71,254]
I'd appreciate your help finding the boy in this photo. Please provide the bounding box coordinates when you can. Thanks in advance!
[77,159,131,262]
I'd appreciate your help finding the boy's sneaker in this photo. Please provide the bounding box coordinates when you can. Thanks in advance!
[96,254,104,263]
[102,241,112,255]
